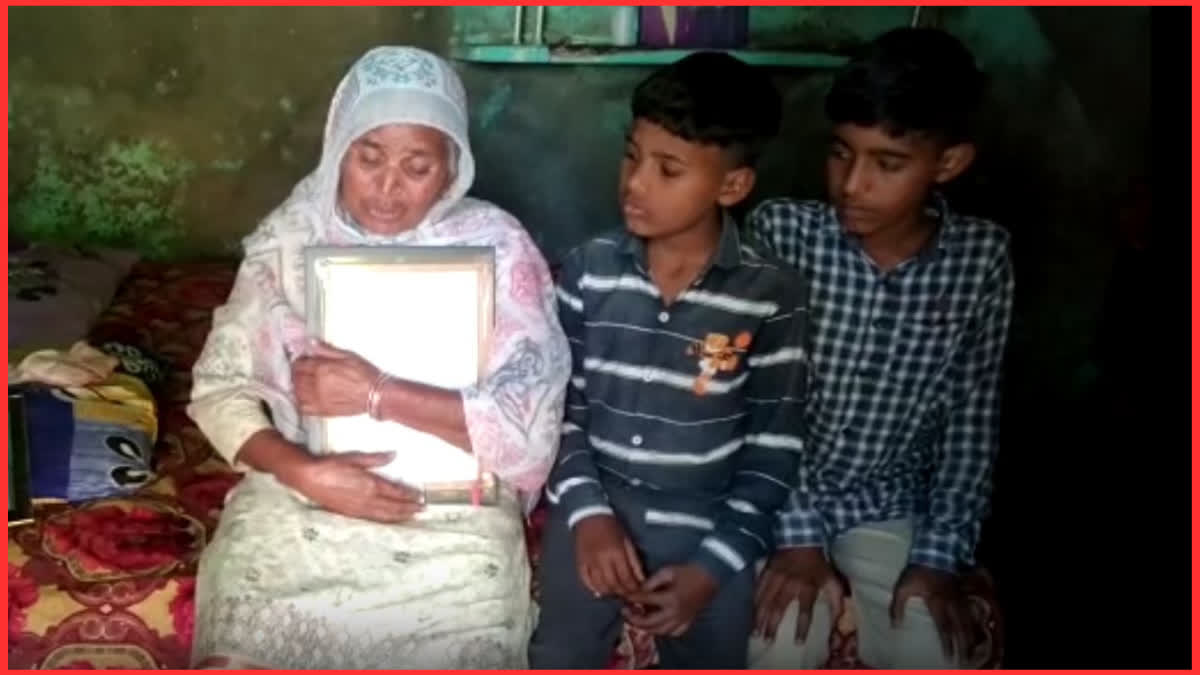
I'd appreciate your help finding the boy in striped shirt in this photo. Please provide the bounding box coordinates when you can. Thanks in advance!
[528,52,809,669]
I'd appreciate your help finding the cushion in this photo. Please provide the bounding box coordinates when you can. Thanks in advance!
[97,341,170,392]
[14,373,156,503]
[9,244,139,352]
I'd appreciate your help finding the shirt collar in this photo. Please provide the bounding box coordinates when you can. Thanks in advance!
[924,192,962,254]
[824,191,962,259]
[619,211,744,271]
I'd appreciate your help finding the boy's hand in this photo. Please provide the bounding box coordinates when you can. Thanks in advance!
[754,547,844,643]
[623,564,718,637]
[573,514,645,598]
[890,564,976,664]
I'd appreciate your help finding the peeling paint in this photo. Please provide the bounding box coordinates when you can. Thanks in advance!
[12,139,192,258]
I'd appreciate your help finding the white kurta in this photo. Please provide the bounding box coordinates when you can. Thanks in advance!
[186,46,569,669]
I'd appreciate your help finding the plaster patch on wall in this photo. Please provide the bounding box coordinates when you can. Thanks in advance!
[476,80,513,131]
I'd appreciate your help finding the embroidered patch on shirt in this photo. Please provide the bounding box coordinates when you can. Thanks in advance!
[687,332,750,395]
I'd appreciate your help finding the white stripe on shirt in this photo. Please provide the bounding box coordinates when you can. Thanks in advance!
[583,357,749,394]
[745,396,805,406]
[747,346,808,368]
[644,509,715,531]
[746,433,806,452]
[556,449,589,467]
[578,273,660,298]
[583,320,697,344]
[765,310,805,324]
[593,399,747,427]
[590,435,743,466]
[568,504,615,528]
[701,536,747,571]
[677,288,779,317]
[735,469,792,489]
[546,476,598,504]
[578,273,782,320]
[725,498,760,515]
[556,286,583,312]
[737,526,768,550]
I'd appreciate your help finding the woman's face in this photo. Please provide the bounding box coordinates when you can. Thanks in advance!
[338,123,453,235]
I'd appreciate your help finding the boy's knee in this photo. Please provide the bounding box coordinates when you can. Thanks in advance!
[528,633,613,670]
[747,595,834,669]
[859,595,960,669]
[528,587,623,669]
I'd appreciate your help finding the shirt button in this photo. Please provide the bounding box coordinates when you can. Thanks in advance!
[658,311,670,323]
[631,434,643,446]
[642,370,654,383]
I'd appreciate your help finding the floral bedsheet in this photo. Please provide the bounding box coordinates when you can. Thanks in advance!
[7,262,1003,669]
[9,263,239,669]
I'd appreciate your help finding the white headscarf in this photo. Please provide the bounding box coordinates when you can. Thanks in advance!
[317,46,475,242]
[190,47,570,507]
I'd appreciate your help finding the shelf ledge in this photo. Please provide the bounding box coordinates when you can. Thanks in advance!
[450,44,848,68]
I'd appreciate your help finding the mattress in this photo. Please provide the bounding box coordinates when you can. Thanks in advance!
[7,261,1003,669]
[9,263,239,669]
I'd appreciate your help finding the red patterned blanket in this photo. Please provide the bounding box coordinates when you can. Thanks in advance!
[8,262,1002,669]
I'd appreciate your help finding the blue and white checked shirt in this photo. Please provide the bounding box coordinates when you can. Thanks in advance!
[548,219,808,585]
[747,197,1013,572]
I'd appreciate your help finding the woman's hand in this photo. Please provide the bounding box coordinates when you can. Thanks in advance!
[292,341,380,417]
[282,450,424,523]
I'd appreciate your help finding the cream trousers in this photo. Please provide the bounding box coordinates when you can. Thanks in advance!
[749,519,960,670]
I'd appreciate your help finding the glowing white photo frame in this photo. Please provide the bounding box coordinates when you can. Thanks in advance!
[304,245,496,502]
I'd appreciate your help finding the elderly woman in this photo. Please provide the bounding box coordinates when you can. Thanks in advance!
[186,47,570,669]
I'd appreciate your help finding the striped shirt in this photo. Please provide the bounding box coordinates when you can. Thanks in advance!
[748,196,1013,572]
[548,218,809,585]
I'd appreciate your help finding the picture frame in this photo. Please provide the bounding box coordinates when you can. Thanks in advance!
[9,391,34,525]
[304,245,498,506]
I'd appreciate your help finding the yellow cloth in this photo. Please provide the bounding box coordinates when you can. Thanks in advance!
[11,341,119,388]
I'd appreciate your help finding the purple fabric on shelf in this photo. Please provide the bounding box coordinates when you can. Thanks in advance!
[638,7,749,49]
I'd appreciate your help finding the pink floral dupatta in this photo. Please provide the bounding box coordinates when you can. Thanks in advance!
[188,47,570,507]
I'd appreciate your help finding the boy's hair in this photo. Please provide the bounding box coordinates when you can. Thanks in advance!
[632,51,782,167]
[826,27,987,144]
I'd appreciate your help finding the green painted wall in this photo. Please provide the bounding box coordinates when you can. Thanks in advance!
[8,6,1148,407]
[9,6,448,258]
